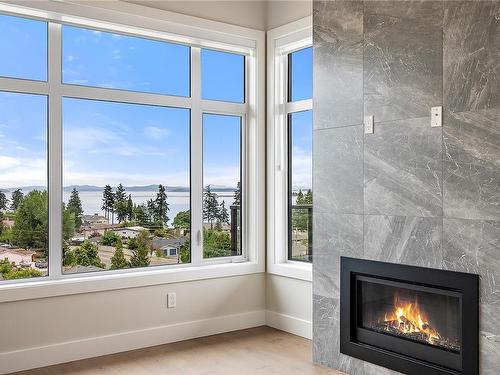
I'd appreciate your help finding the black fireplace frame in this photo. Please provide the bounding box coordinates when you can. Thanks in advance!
[340,257,479,375]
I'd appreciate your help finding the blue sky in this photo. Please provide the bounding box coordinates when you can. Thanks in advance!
[0,14,312,190]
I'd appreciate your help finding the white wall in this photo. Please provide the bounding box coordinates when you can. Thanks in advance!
[266,0,311,30]
[0,274,266,374]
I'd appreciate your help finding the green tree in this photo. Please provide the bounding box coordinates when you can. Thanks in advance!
[203,185,219,229]
[100,231,120,246]
[12,190,47,251]
[179,239,190,263]
[0,191,8,211]
[217,201,229,226]
[127,195,134,221]
[102,185,115,223]
[70,241,105,268]
[173,210,190,230]
[62,204,76,243]
[153,184,169,226]
[67,188,83,230]
[114,184,128,223]
[110,239,129,269]
[233,182,241,206]
[133,204,150,226]
[10,189,24,211]
[296,189,304,204]
[129,230,151,268]
[0,258,13,275]
[3,267,43,280]
[203,228,231,258]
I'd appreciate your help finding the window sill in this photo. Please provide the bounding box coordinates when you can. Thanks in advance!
[0,261,264,303]
[267,261,312,282]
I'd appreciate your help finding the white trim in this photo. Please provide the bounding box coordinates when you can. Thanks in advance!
[267,17,313,281]
[0,309,266,375]
[0,261,262,303]
[266,310,312,340]
[0,0,266,296]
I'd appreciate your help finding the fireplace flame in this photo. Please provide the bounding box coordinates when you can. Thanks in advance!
[381,295,441,345]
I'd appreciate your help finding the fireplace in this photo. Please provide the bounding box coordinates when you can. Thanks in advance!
[340,257,479,375]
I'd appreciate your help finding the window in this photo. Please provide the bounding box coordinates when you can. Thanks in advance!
[267,19,312,278]
[0,5,262,288]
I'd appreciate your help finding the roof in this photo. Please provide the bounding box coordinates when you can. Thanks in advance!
[64,265,105,274]
[122,226,147,232]
[152,237,187,249]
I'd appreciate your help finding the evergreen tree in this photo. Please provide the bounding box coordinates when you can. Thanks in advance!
[115,183,127,203]
[203,185,219,229]
[217,201,229,226]
[114,184,128,223]
[0,191,8,211]
[233,182,241,206]
[153,184,169,226]
[129,230,150,267]
[102,185,115,222]
[146,199,156,223]
[67,188,83,230]
[179,239,190,263]
[10,189,24,211]
[127,195,134,221]
[133,204,150,226]
[296,189,304,204]
[304,189,313,204]
[110,239,129,269]
[72,241,105,268]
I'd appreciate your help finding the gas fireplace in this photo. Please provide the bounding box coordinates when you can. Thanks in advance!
[340,257,479,375]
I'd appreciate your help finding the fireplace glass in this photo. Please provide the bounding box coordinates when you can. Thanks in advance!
[358,277,461,353]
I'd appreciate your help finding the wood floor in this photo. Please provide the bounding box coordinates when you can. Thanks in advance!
[14,327,344,375]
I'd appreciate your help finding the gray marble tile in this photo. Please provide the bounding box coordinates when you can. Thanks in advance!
[443,109,500,220]
[444,1,500,113]
[313,0,363,129]
[314,125,363,215]
[480,331,500,375]
[443,218,500,304]
[364,362,403,375]
[364,117,443,217]
[313,213,363,298]
[364,1,443,123]
[312,294,365,374]
[364,215,442,268]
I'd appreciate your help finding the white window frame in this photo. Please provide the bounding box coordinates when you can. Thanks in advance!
[0,0,265,302]
[267,17,312,282]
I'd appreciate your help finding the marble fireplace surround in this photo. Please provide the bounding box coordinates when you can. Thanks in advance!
[312,1,500,375]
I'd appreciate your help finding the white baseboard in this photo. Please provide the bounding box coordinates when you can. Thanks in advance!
[0,310,266,375]
[265,310,312,340]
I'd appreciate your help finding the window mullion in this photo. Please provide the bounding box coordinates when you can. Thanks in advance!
[47,22,63,279]
[190,47,203,266]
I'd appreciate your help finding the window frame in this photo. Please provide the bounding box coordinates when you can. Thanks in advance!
[0,0,265,301]
[267,17,312,281]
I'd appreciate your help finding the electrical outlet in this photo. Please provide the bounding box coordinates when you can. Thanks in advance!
[167,292,176,308]
[431,106,442,127]
[364,115,374,134]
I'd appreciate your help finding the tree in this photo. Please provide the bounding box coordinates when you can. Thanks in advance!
[179,239,190,263]
[2,267,43,280]
[102,185,115,222]
[173,210,190,230]
[100,231,120,246]
[217,201,229,227]
[110,239,129,269]
[129,230,150,267]
[233,182,241,206]
[133,204,150,226]
[62,204,76,243]
[0,191,8,211]
[203,228,231,258]
[296,189,304,204]
[127,195,134,221]
[0,258,12,276]
[10,189,24,211]
[66,241,105,268]
[114,184,128,223]
[153,184,169,226]
[146,199,156,223]
[203,185,219,229]
[67,188,83,230]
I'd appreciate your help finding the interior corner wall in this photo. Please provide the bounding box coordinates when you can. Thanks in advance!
[266,0,312,30]
[312,1,500,374]
[0,274,266,374]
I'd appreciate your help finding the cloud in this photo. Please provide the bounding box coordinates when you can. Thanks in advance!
[0,157,47,188]
[203,166,240,188]
[143,126,171,140]
[112,49,122,60]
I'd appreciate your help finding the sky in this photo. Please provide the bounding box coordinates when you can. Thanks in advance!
[0,13,312,191]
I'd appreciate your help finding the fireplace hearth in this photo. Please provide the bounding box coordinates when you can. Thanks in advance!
[340,257,479,375]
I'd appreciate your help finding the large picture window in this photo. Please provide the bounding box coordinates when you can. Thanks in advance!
[0,8,257,284]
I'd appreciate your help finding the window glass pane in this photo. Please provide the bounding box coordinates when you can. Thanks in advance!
[0,13,47,81]
[202,114,241,258]
[62,25,190,96]
[289,110,312,262]
[201,49,244,103]
[289,47,312,102]
[0,92,48,280]
[62,98,190,274]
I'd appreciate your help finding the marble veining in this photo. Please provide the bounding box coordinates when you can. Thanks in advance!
[364,117,442,217]
[444,1,500,113]
[364,1,443,123]
[443,109,500,220]
[313,0,363,129]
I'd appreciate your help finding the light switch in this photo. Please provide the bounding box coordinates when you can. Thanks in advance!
[431,106,442,127]
[364,115,374,134]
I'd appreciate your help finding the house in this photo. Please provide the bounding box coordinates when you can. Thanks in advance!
[82,214,109,226]
[151,237,187,257]
[117,226,147,239]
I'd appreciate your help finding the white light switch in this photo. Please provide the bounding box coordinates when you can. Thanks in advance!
[431,106,442,127]
[364,115,374,134]
[167,292,176,308]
